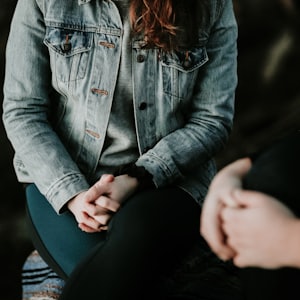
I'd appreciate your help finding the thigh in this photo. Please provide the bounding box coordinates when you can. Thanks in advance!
[59,186,200,300]
[108,186,201,268]
[25,184,106,279]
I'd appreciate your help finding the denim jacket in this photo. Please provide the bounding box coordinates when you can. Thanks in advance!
[3,0,238,213]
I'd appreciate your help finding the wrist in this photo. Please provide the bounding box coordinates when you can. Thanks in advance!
[121,173,139,188]
[117,163,155,191]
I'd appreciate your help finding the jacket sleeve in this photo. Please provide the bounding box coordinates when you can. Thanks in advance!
[2,0,90,213]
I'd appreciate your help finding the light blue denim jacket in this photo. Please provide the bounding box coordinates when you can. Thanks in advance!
[3,0,238,213]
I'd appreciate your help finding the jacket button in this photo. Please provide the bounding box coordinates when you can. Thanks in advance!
[183,59,192,69]
[62,42,71,53]
[138,102,147,110]
[137,54,145,63]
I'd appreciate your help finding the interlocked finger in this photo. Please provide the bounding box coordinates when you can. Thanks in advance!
[95,195,120,212]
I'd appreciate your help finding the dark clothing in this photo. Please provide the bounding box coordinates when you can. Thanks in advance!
[26,185,200,300]
[240,130,300,300]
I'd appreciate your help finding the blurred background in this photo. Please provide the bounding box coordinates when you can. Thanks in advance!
[0,0,299,299]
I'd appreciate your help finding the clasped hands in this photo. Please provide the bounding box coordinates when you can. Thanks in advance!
[68,174,139,233]
[200,158,297,268]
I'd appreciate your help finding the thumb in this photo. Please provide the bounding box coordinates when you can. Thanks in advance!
[231,189,262,208]
[222,189,241,208]
[85,174,115,203]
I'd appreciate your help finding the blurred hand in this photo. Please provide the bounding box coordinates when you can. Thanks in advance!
[200,158,252,261]
[221,189,297,268]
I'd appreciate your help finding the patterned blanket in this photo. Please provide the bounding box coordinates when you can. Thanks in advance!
[22,241,243,300]
[22,251,64,300]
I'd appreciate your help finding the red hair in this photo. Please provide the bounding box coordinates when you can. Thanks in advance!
[129,0,208,51]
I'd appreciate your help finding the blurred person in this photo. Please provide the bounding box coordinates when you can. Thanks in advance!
[2,0,238,299]
[201,130,300,299]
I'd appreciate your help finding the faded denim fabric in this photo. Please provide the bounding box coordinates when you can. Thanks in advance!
[3,0,238,213]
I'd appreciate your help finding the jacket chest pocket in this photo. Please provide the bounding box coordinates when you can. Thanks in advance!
[44,27,92,82]
[160,46,208,99]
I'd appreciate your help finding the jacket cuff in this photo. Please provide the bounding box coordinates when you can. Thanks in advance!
[116,163,155,191]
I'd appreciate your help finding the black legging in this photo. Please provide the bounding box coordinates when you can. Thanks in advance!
[239,130,300,300]
[26,185,201,300]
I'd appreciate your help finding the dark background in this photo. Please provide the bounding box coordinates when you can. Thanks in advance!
[1,0,299,299]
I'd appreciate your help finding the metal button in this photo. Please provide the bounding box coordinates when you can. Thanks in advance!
[137,54,145,63]
[138,102,147,110]
[62,42,71,52]
[183,51,192,69]
[62,34,71,53]
[183,59,192,69]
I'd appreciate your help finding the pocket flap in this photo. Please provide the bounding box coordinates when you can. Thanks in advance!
[44,27,92,57]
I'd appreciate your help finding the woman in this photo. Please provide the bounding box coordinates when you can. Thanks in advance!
[3,0,237,299]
